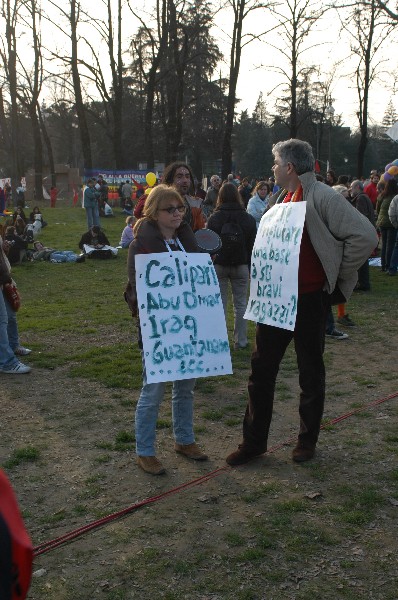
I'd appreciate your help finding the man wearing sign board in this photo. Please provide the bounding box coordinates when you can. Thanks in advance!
[226,139,378,467]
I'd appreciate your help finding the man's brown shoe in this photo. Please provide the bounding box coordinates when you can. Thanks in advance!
[137,455,166,475]
[174,442,208,461]
[292,442,316,463]
[226,444,265,466]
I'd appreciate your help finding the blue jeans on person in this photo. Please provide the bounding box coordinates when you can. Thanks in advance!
[380,227,396,271]
[325,307,335,334]
[215,263,250,348]
[388,231,398,273]
[0,290,19,370]
[135,355,196,456]
[85,204,100,229]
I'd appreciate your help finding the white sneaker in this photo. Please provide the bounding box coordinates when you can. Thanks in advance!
[14,346,32,356]
[1,362,32,374]
[325,329,349,340]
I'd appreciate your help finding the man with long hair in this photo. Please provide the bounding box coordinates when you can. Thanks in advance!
[162,162,205,231]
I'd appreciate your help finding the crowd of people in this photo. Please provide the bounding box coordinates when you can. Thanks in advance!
[0,205,49,265]
[1,146,394,479]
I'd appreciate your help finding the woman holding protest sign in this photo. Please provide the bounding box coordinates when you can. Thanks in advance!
[126,184,208,475]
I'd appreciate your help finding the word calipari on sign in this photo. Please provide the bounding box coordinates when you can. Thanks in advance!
[135,252,233,383]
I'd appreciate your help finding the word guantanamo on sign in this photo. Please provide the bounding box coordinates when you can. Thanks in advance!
[135,251,233,383]
[244,202,307,331]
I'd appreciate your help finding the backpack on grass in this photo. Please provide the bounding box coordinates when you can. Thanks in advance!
[218,220,247,265]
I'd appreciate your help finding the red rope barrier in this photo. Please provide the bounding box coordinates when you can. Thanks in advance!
[33,390,398,557]
[33,467,228,556]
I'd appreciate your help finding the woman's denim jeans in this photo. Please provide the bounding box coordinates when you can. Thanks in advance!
[388,231,398,273]
[380,227,397,270]
[0,290,19,370]
[215,263,249,348]
[135,354,196,456]
[85,205,100,229]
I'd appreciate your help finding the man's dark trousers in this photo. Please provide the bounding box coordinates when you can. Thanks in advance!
[243,290,329,451]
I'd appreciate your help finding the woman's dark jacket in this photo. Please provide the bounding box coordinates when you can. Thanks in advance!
[207,202,257,267]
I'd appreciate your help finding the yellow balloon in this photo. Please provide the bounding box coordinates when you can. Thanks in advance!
[379,173,385,182]
[388,165,398,175]
[144,187,151,195]
[146,172,156,187]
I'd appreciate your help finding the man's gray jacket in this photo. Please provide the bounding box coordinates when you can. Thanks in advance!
[269,171,378,302]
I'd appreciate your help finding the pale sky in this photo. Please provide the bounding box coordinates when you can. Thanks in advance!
[2,1,397,131]
[218,4,398,130]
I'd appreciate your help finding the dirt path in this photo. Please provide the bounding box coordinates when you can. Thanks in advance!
[1,321,398,599]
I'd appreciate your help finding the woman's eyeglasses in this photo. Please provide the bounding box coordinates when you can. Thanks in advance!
[160,206,185,214]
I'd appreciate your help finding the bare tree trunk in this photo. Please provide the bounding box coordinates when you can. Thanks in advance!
[3,2,22,203]
[107,0,123,168]
[356,12,373,178]
[15,0,45,201]
[168,0,187,161]
[0,88,10,148]
[338,0,394,178]
[145,20,167,166]
[221,0,245,179]
[29,105,44,200]
[153,0,190,164]
[70,0,92,169]
[38,105,56,187]
[290,25,298,138]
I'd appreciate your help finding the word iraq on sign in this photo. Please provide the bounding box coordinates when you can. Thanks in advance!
[136,252,233,383]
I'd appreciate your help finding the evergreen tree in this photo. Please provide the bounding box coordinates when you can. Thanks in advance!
[382,99,398,128]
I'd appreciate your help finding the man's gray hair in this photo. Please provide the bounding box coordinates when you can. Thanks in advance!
[351,179,364,192]
[272,139,315,175]
[210,174,220,183]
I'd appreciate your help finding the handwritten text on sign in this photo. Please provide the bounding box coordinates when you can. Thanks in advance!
[135,252,233,383]
[244,202,307,331]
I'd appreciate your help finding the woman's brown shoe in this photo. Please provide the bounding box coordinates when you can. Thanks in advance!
[137,456,166,475]
[174,442,208,461]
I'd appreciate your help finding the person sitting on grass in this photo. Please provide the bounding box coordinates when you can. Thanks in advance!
[4,226,28,265]
[79,225,110,250]
[78,225,118,259]
[13,215,26,236]
[29,206,47,228]
[119,216,136,248]
[12,207,27,226]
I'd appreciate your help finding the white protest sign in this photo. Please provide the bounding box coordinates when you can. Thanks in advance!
[0,178,11,189]
[135,252,233,383]
[244,202,306,331]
